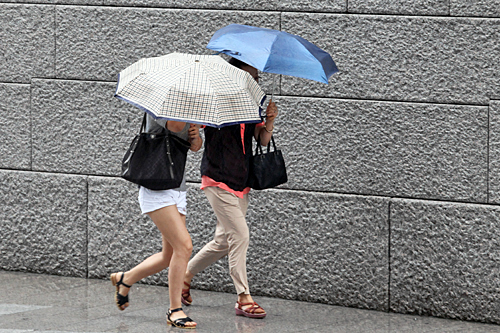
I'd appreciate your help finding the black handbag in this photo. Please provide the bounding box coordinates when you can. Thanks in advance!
[121,114,191,190]
[248,134,288,190]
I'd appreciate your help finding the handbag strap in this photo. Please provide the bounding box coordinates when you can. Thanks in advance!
[138,113,175,177]
[140,113,170,136]
[255,134,277,155]
[139,113,147,134]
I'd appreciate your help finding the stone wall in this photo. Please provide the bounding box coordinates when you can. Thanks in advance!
[1,0,500,324]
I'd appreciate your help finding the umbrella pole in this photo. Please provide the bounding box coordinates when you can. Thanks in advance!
[264,75,275,119]
[271,75,275,102]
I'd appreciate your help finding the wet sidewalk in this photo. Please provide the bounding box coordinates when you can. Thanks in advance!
[1,270,499,333]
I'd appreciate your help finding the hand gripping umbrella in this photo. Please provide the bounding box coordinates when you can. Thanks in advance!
[206,24,338,89]
[115,52,266,128]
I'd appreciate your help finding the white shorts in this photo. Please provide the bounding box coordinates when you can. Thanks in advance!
[138,187,187,215]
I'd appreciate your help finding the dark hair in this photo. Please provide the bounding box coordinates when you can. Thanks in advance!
[228,57,249,69]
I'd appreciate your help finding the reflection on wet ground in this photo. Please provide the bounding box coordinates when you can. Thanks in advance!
[1,270,500,332]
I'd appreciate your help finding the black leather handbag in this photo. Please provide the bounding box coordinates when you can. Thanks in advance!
[248,135,288,190]
[121,115,191,190]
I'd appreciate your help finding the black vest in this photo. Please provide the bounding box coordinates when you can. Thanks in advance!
[201,124,256,191]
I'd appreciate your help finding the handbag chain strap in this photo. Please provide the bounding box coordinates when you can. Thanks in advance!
[165,133,175,178]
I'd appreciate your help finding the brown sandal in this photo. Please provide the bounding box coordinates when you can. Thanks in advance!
[181,281,192,306]
[235,301,266,318]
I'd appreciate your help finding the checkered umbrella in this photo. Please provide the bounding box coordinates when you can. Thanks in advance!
[115,53,266,128]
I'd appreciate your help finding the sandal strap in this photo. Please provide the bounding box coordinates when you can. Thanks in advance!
[117,273,132,289]
[246,305,261,314]
[237,301,257,307]
[183,281,191,288]
[167,308,195,327]
[116,292,129,306]
[237,301,264,314]
[169,307,183,314]
[173,316,194,326]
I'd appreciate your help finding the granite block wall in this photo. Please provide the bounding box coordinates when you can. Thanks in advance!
[390,199,500,323]
[1,0,500,324]
[0,170,88,277]
[0,83,31,169]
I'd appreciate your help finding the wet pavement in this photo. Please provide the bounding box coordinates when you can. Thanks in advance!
[1,270,500,332]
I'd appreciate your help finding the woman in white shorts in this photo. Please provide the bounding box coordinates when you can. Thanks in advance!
[110,115,202,329]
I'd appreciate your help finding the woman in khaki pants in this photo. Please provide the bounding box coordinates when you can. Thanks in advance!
[181,58,278,318]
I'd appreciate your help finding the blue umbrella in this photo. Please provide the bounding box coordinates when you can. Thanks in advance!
[207,24,338,84]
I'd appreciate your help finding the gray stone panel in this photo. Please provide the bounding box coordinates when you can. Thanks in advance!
[103,0,345,12]
[1,0,54,2]
[0,4,55,83]
[0,83,31,170]
[276,97,487,202]
[31,79,141,175]
[489,100,500,203]
[185,139,204,182]
[1,1,103,3]
[0,170,87,277]
[390,199,500,323]
[349,0,449,15]
[59,0,103,4]
[451,0,500,17]
[55,6,280,82]
[281,14,500,105]
[189,189,390,310]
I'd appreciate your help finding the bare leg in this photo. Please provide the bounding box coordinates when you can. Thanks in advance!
[114,236,173,310]
[184,270,195,285]
[148,206,196,328]
[182,270,195,304]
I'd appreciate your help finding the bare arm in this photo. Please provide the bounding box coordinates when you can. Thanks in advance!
[166,120,186,132]
[255,101,278,146]
[166,121,203,151]
[188,124,203,152]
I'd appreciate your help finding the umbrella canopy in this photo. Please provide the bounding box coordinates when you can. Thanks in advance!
[115,52,266,128]
[207,24,338,84]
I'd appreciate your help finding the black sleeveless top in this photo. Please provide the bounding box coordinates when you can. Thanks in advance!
[201,124,256,192]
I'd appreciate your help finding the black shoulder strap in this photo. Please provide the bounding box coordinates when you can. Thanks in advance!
[139,113,147,134]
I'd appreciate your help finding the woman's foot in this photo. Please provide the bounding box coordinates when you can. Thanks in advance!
[110,272,132,311]
[235,294,266,318]
[167,307,197,329]
[181,281,192,306]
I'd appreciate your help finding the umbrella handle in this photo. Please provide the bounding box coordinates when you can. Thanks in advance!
[261,75,276,119]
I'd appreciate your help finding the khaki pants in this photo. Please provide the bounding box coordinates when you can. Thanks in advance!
[187,186,250,295]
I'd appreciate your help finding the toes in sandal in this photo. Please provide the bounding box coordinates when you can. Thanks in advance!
[181,281,192,306]
[110,272,132,311]
[235,301,267,319]
[167,307,197,329]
